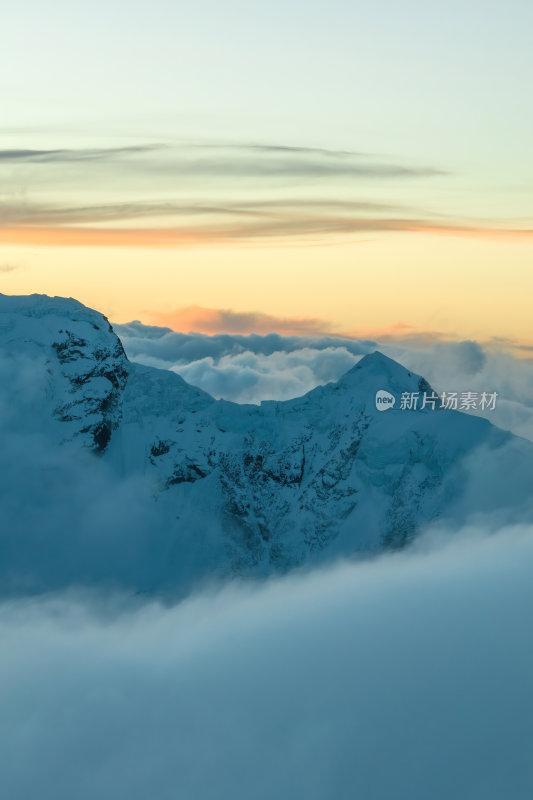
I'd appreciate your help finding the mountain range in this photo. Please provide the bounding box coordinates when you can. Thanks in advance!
[2,293,532,595]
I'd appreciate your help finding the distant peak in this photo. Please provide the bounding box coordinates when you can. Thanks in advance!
[348,350,412,378]
[355,350,397,368]
[330,349,430,399]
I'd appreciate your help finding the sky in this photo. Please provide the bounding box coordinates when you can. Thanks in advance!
[1,0,532,340]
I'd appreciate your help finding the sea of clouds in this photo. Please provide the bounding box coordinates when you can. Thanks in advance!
[2,524,533,799]
[3,328,533,798]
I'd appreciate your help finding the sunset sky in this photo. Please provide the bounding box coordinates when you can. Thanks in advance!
[1,0,532,341]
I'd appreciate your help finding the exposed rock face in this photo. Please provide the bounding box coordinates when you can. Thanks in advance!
[52,326,129,452]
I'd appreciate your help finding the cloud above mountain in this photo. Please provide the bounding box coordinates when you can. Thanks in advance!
[115,320,376,402]
[149,306,337,336]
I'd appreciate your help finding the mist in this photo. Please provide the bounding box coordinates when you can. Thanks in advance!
[1,524,533,799]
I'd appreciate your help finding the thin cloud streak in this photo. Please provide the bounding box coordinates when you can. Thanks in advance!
[147,156,445,179]
[1,220,532,248]
[0,198,414,226]
[0,140,445,180]
[0,145,165,162]
[189,142,364,157]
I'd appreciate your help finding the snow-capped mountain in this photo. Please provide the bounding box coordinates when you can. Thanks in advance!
[2,293,532,593]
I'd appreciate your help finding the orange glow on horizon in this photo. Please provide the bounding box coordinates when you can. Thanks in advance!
[0,227,216,248]
[1,223,533,249]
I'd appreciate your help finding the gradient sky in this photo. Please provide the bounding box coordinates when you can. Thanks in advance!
[1,0,532,340]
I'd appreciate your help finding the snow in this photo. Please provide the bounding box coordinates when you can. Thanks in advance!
[2,291,532,593]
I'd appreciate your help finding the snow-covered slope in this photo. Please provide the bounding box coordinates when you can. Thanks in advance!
[1,293,532,592]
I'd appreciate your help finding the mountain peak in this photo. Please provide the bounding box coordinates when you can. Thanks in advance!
[335,349,420,392]
[0,292,112,334]
[353,350,401,370]
[319,350,441,418]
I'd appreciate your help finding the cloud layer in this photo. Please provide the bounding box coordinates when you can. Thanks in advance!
[115,321,376,402]
[2,525,533,800]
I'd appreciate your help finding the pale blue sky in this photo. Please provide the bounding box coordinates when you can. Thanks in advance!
[1,0,532,338]
[3,0,532,178]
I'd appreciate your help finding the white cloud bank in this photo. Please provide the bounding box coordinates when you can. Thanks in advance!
[117,323,533,440]
[173,346,361,403]
[1,525,533,800]
[114,323,371,403]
